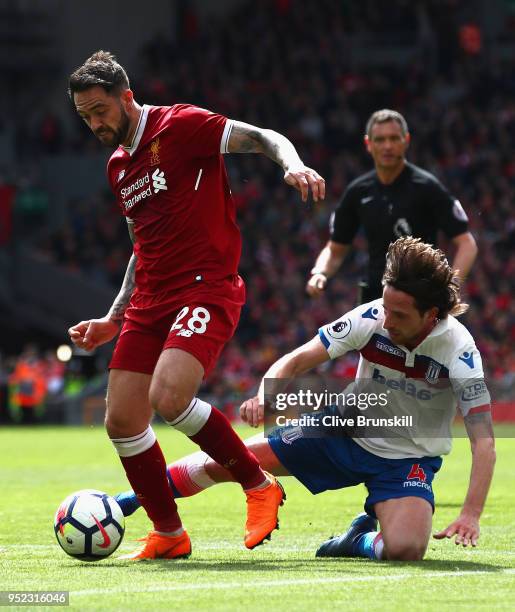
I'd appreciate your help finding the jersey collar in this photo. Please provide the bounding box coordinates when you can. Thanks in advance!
[410,317,450,348]
[377,161,409,188]
[122,104,150,156]
[392,317,449,356]
[425,316,449,338]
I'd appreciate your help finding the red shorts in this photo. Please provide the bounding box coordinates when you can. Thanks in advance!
[109,275,245,378]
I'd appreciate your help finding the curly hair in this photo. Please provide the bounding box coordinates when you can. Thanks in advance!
[68,50,129,98]
[382,237,468,318]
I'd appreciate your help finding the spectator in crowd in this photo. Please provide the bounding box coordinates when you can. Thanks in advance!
[8,344,47,424]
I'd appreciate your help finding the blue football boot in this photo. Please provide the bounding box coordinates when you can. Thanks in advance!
[315,512,378,557]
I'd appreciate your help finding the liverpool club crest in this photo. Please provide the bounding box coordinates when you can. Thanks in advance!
[150,138,161,166]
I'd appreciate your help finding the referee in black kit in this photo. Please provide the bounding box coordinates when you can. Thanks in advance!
[307,109,478,303]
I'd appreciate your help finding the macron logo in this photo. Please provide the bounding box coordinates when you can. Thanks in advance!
[458,351,475,369]
[362,306,379,321]
[152,168,167,193]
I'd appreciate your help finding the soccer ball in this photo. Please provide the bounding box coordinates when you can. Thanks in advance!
[54,489,125,561]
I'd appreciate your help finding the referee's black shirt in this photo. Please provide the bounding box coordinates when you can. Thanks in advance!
[330,162,469,300]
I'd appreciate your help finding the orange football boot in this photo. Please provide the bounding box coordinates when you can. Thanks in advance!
[244,473,286,549]
[118,530,191,561]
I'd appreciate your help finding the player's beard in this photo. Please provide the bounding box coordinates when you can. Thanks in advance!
[96,105,131,148]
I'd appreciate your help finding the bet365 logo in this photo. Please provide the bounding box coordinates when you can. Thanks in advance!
[152,168,167,192]
[372,368,432,401]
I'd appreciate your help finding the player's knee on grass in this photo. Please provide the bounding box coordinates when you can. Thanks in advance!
[375,497,432,561]
[384,540,427,561]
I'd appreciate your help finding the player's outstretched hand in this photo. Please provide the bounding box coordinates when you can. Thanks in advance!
[433,513,480,547]
[306,273,328,297]
[284,166,325,202]
[240,396,263,428]
[68,317,120,352]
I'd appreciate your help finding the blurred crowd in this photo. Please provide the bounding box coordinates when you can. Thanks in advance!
[0,344,107,424]
[0,345,65,424]
[3,0,514,406]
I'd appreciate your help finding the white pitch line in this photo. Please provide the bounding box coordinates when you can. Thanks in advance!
[73,568,515,598]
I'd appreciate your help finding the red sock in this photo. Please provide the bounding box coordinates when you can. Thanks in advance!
[119,441,182,532]
[189,406,265,490]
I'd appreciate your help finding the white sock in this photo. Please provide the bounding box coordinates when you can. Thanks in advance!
[155,528,184,537]
[110,426,156,457]
[374,533,384,560]
[188,452,217,489]
[170,451,217,496]
[244,474,270,492]
[166,398,212,436]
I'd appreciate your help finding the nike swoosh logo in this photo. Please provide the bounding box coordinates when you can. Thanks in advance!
[361,196,373,204]
[91,513,111,548]
[56,503,68,535]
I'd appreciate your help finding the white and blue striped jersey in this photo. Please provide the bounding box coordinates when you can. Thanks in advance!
[318,299,490,459]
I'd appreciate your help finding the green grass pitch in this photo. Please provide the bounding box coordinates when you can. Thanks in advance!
[1,425,514,611]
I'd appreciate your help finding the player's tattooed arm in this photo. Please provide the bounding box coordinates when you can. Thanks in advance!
[227,120,325,202]
[67,224,136,350]
[462,409,496,522]
[228,121,300,166]
[107,254,137,323]
[107,223,137,324]
[434,407,495,546]
[463,407,495,442]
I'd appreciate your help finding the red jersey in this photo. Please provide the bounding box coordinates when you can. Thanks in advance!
[107,104,240,307]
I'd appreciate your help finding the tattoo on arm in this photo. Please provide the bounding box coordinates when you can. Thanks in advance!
[464,411,492,426]
[108,222,137,323]
[228,121,301,170]
[108,253,137,323]
[464,409,494,442]
[228,123,264,153]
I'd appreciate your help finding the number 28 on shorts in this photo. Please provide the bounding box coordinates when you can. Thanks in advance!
[171,306,211,337]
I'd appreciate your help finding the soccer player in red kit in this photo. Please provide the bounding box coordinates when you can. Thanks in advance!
[67,51,325,560]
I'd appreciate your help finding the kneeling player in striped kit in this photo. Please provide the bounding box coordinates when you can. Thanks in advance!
[116,237,495,561]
